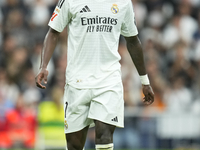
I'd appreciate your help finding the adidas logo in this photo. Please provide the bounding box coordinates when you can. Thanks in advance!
[111,116,118,122]
[80,5,91,13]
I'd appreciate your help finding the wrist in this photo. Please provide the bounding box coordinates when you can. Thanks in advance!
[39,65,47,69]
[140,74,150,85]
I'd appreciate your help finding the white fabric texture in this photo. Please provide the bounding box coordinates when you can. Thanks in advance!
[63,82,124,133]
[48,0,138,89]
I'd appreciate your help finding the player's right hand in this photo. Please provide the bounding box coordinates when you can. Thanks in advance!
[35,68,49,89]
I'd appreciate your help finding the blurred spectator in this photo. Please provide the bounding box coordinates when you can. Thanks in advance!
[193,11,200,61]
[3,94,37,148]
[0,67,20,107]
[164,76,193,113]
[178,3,198,44]
[21,68,42,108]
[0,85,13,148]
[0,67,14,115]
[30,0,50,27]
[37,86,65,147]
[1,0,30,47]
[38,86,64,124]
[167,41,196,87]
[6,47,31,85]
[1,34,17,58]
[0,8,2,46]
[162,14,182,49]
[132,0,147,29]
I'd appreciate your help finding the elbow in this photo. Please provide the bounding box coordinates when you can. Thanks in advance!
[46,28,60,41]
[49,28,60,35]
[125,35,140,45]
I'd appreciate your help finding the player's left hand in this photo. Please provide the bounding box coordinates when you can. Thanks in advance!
[142,85,154,105]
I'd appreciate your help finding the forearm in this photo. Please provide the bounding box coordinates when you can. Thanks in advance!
[125,36,146,76]
[40,28,59,69]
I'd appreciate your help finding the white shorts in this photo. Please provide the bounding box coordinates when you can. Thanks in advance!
[63,82,124,133]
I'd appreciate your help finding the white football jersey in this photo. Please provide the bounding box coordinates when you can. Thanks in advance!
[48,0,138,89]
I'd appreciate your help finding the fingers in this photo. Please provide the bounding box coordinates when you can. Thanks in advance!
[36,74,46,89]
[36,82,46,89]
[35,71,48,89]
[143,95,154,105]
[44,70,48,84]
[142,92,154,106]
[142,85,154,106]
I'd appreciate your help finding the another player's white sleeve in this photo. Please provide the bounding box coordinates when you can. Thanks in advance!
[120,0,138,37]
[48,0,71,32]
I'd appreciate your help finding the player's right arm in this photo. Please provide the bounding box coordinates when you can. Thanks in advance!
[35,28,60,89]
[35,0,70,89]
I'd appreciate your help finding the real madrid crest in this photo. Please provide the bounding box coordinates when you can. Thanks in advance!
[111,4,119,14]
[64,120,68,130]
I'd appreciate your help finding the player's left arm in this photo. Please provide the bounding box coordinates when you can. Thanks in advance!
[124,35,154,105]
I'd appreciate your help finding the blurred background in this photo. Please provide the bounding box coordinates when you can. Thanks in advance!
[0,0,200,149]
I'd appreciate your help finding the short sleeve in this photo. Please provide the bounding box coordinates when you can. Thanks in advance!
[48,0,71,32]
[121,0,138,37]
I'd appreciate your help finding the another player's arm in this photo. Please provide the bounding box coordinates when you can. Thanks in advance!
[35,28,60,89]
[124,35,154,105]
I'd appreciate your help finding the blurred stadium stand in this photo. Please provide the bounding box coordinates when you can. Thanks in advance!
[0,0,200,149]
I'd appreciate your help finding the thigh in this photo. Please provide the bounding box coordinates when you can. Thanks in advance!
[94,120,116,144]
[66,126,89,150]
